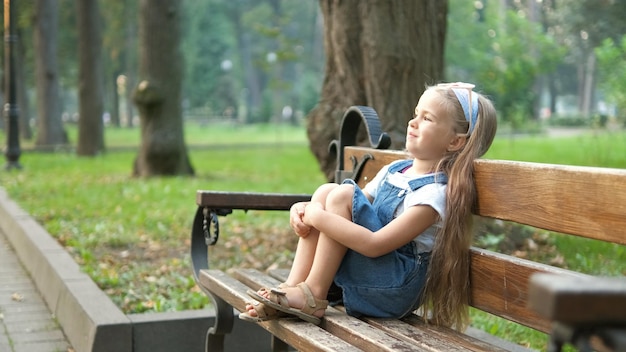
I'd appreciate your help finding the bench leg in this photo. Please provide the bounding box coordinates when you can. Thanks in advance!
[205,293,235,352]
[548,323,597,352]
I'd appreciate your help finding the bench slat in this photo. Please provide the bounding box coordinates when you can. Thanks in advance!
[267,269,522,351]
[199,269,362,352]
[469,247,588,333]
[400,315,534,352]
[363,317,504,352]
[344,147,626,245]
[474,159,626,245]
[231,269,442,351]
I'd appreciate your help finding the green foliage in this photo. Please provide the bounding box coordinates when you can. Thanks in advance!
[546,114,591,127]
[182,1,235,112]
[446,0,566,128]
[595,36,626,124]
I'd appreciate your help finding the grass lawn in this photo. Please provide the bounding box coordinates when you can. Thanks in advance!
[1,123,624,351]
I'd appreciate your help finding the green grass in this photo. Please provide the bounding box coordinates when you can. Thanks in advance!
[1,123,323,313]
[14,121,308,149]
[486,130,626,168]
[1,124,625,351]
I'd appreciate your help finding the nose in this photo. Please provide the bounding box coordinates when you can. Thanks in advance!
[408,117,418,128]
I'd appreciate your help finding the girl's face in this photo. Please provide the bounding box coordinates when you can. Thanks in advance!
[405,89,463,162]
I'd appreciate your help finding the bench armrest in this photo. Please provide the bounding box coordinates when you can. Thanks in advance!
[529,273,626,351]
[196,190,311,210]
[191,191,311,285]
[529,273,626,325]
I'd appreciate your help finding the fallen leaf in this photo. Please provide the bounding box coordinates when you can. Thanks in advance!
[11,292,24,302]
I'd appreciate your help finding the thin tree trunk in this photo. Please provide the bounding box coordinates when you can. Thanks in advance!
[34,0,67,147]
[124,11,137,128]
[581,52,595,116]
[76,0,105,156]
[133,0,194,177]
[110,71,121,127]
[16,29,33,140]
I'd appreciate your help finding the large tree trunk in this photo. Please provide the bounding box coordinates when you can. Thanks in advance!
[133,0,194,177]
[309,0,447,180]
[76,0,105,156]
[34,0,67,147]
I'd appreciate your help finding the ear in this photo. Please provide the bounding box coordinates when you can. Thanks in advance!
[447,134,467,152]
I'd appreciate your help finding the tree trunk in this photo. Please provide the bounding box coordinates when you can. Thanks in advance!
[17,29,33,140]
[309,0,448,180]
[110,71,121,127]
[76,0,105,156]
[34,0,67,147]
[581,51,596,116]
[133,0,194,177]
[124,5,137,128]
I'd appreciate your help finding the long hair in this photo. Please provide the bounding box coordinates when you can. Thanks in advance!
[421,86,497,329]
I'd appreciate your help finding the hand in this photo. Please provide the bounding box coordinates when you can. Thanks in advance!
[302,202,323,227]
[290,202,311,238]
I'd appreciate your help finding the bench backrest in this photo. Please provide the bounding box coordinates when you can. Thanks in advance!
[343,146,626,333]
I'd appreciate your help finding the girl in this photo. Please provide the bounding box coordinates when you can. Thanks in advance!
[240,82,497,329]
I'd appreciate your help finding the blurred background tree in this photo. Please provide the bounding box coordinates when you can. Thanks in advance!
[2,0,626,173]
[76,0,105,156]
[132,0,194,177]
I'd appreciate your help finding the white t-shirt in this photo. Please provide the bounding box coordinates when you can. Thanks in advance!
[363,160,447,253]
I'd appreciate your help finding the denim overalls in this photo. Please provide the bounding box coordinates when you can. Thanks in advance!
[334,160,447,318]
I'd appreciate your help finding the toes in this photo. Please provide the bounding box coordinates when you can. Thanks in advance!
[244,302,259,317]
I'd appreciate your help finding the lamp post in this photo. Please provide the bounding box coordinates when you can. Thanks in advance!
[4,0,22,170]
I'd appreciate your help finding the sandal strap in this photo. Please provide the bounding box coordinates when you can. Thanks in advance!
[296,282,328,315]
[268,288,290,308]
[253,302,269,319]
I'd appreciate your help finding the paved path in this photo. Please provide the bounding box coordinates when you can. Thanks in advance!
[0,230,72,352]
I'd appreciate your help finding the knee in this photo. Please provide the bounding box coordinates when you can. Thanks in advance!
[326,183,354,210]
[312,183,339,202]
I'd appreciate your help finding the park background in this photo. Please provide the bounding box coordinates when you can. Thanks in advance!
[1,1,625,351]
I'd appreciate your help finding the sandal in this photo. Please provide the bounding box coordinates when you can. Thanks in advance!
[247,282,328,325]
[238,300,287,322]
[239,284,291,323]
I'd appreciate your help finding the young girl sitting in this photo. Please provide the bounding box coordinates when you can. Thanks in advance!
[240,82,498,329]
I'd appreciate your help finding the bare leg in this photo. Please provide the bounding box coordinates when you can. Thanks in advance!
[264,183,354,318]
[284,183,339,285]
[245,183,340,317]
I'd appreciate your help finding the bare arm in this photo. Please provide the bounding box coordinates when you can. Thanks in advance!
[290,190,375,238]
[303,202,438,258]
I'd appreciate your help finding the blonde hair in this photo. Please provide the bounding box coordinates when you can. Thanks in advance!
[421,86,497,329]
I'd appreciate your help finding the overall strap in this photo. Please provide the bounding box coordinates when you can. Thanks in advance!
[388,160,448,191]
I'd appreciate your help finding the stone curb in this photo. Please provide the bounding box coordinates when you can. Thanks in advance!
[0,188,131,352]
[0,187,280,351]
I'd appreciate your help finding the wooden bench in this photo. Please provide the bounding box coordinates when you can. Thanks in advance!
[190,106,626,352]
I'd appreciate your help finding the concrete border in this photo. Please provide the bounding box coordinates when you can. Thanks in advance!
[0,188,270,352]
[0,188,131,352]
